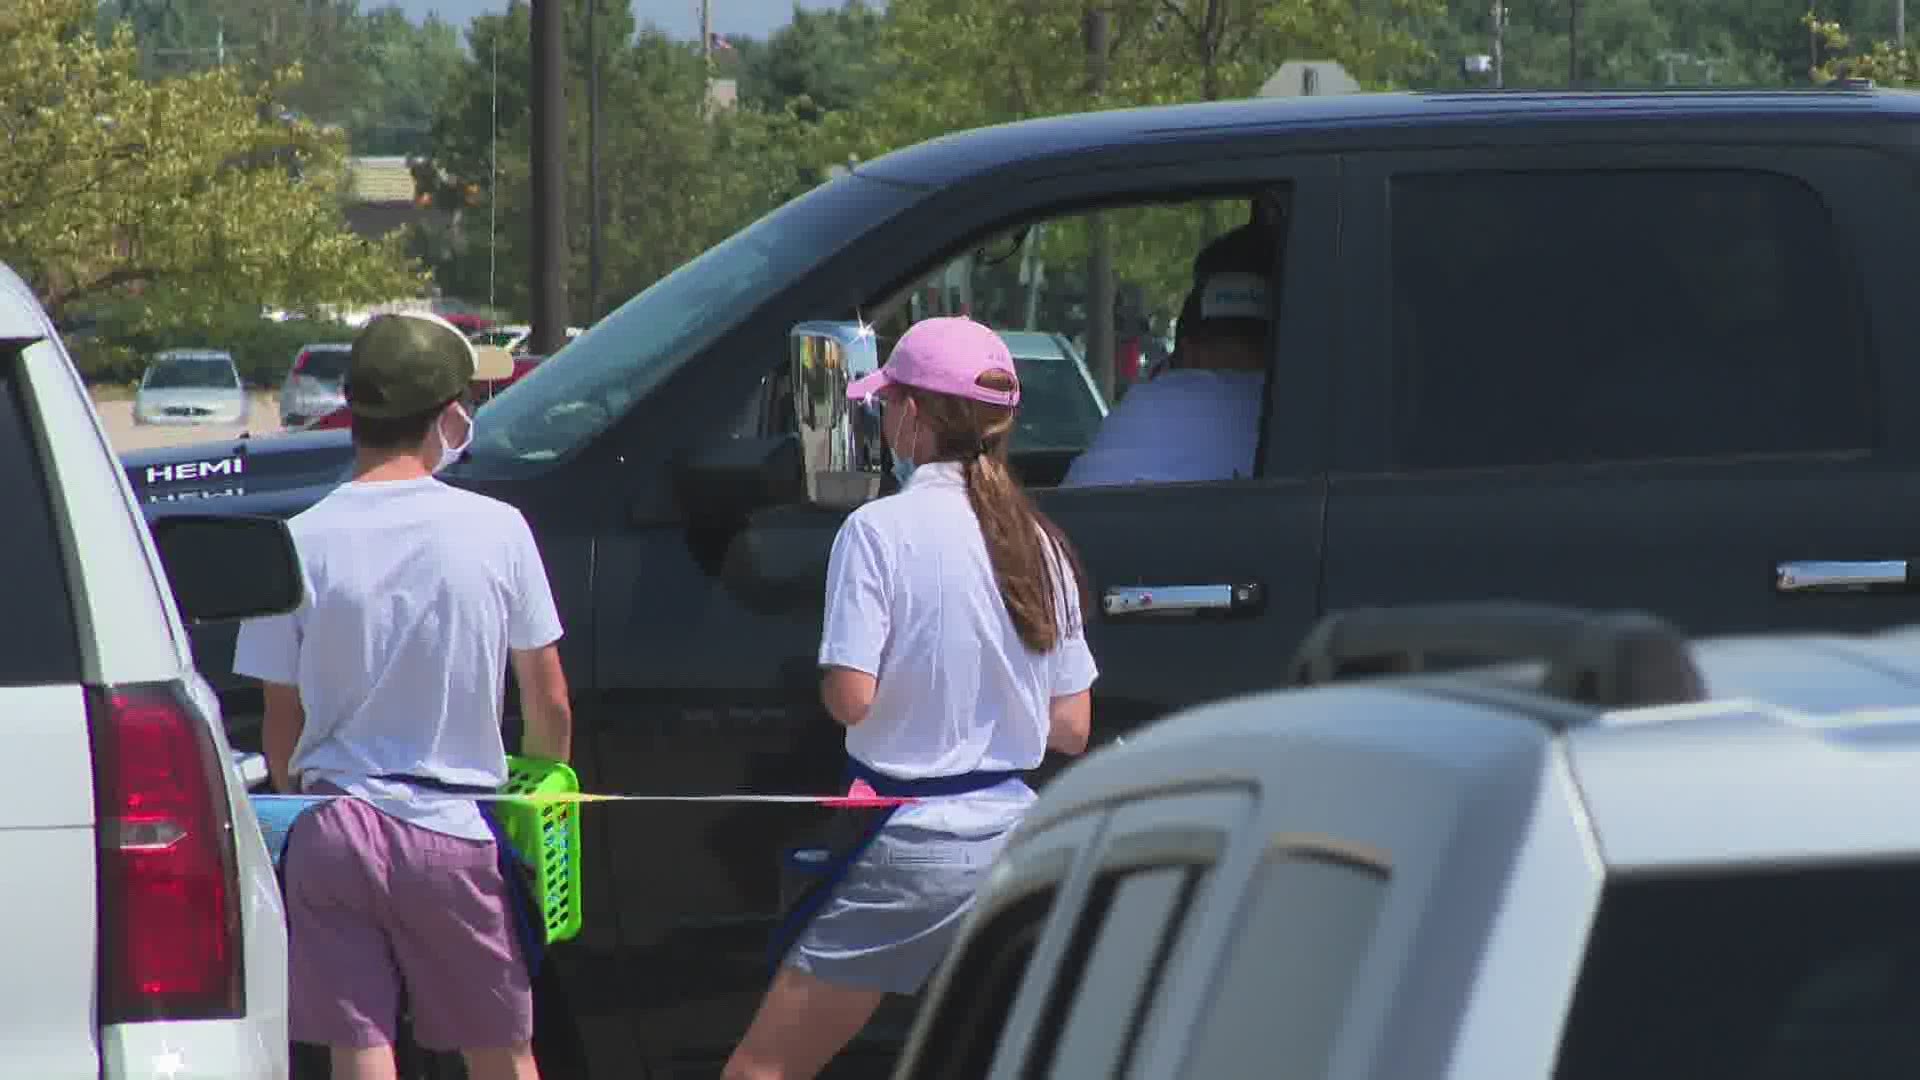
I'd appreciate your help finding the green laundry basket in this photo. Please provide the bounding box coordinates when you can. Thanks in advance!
[498,755,584,944]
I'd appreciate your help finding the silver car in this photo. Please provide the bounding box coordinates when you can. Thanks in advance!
[277,342,352,428]
[896,603,1920,1080]
[132,348,247,426]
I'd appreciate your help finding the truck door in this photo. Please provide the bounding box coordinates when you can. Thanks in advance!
[578,155,1338,1072]
[1320,142,1920,645]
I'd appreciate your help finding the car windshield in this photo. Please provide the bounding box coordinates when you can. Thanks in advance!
[1004,335,1108,452]
[470,329,523,349]
[465,172,921,475]
[145,356,238,390]
[298,348,351,382]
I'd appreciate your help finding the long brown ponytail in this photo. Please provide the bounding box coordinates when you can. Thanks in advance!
[906,369,1090,654]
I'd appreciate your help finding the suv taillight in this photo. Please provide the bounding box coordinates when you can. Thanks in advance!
[88,683,244,1022]
[291,350,310,374]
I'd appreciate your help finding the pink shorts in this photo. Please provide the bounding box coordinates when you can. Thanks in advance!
[283,787,532,1051]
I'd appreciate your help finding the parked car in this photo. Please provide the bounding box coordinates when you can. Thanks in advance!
[133,348,247,426]
[896,603,1920,1079]
[0,260,303,1078]
[469,324,582,354]
[996,330,1109,459]
[119,88,1920,1076]
[277,342,353,429]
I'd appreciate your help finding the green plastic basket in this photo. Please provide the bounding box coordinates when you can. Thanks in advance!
[498,755,583,945]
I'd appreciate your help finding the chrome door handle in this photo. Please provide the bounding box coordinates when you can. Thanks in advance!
[1102,583,1264,618]
[1776,560,1913,594]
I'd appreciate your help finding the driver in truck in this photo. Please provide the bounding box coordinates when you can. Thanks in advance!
[1061,223,1274,487]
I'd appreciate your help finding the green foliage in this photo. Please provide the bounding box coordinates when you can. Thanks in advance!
[107,0,468,156]
[3,0,427,332]
[1808,11,1920,85]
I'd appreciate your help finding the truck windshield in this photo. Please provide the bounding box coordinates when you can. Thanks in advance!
[466,172,922,474]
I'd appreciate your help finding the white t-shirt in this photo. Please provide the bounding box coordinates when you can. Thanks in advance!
[1060,369,1264,488]
[232,476,564,840]
[819,461,1099,837]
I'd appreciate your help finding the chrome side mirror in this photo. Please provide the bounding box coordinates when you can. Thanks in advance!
[790,320,884,510]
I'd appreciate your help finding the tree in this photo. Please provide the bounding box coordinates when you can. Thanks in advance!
[737,1,886,120]
[1,0,425,328]
[810,0,1439,167]
[419,0,817,321]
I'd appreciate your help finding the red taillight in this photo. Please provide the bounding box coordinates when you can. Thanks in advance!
[89,683,244,1023]
[291,350,310,374]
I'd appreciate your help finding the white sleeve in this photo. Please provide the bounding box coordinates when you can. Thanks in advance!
[1049,544,1099,697]
[509,512,564,651]
[819,515,891,676]
[232,587,306,687]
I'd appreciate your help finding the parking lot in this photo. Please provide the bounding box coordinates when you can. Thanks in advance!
[93,388,285,453]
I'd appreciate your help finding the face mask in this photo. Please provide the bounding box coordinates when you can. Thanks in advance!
[435,404,473,473]
[885,397,916,486]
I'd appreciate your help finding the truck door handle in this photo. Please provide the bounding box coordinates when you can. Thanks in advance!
[1776,560,1914,594]
[1102,583,1264,618]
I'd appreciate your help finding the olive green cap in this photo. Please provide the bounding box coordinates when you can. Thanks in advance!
[344,312,478,419]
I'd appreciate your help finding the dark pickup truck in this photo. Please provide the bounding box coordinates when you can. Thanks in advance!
[127,88,1920,1077]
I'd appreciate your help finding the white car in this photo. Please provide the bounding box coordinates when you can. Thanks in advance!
[469,323,582,355]
[133,349,248,427]
[0,262,299,1078]
[896,603,1920,1079]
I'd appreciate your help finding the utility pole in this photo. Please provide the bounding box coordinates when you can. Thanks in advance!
[1084,7,1116,402]
[530,0,570,355]
[1491,0,1504,88]
[588,0,603,324]
[1569,0,1582,87]
[702,0,714,69]
[1899,0,1907,46]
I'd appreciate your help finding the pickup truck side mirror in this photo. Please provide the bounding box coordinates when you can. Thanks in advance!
[789,319,886,510]
[149,513,304,623]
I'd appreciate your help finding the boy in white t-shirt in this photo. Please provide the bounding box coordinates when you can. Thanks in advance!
[232,312,573,1080]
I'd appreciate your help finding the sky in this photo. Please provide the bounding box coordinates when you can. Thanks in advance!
[388,0,853,42]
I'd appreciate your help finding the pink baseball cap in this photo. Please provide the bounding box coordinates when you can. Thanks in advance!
[846,317,1021,408]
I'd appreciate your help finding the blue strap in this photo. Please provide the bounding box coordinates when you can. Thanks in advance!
[844,756,1020,798]
[764,758,1023,975]
[371,773,547,979]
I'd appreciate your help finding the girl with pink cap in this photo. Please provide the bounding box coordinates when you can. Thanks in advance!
[724,317,1100,1079]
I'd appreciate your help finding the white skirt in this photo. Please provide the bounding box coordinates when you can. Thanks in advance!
[783,823,1012,994]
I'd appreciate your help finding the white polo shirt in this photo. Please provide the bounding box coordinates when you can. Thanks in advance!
[819,461,1099,837]
[1060,368,1264,487]
[232,476,564,840]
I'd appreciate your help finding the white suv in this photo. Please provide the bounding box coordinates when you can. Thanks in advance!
[895,603,1920,1080]
[0,263,300,1077]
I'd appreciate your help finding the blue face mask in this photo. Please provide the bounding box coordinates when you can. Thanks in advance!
[891,449,916,487]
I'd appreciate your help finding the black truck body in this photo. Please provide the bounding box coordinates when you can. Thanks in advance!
[127,88,1920,1076]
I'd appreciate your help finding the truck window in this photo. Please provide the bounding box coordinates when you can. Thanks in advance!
[463,172,922,476]
[1555,861,1920,1080]
[1177,849,1389,1080]
[864,191,1290,490]
[910,888,1058,1080]
[1029,865,1207,1078]
[1389,168,1871,471]
[0,342,82,685]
